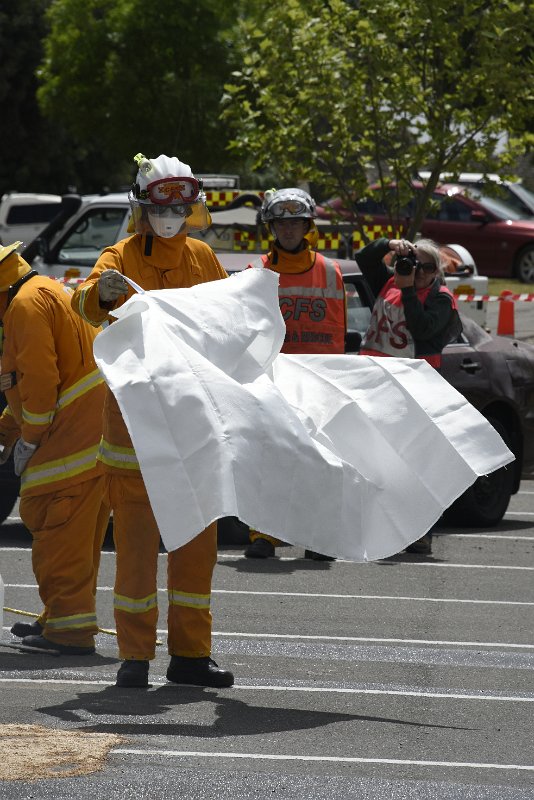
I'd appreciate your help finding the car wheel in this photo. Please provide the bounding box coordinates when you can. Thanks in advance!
[442,417,515,527]
[514,245,534,283]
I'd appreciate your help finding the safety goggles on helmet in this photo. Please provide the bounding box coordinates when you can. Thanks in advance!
[269,199,309,217]
[142,176,201,205]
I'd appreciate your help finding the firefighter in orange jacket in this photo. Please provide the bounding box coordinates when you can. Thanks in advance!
[244,187,346,560]
[0,242,109,654]
[72,153,234,689]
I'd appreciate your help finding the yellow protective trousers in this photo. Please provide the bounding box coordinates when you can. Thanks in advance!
[107,474,218,661]
[19,475,109,648]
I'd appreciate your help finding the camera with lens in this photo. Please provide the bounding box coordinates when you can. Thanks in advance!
[395,252,418,275]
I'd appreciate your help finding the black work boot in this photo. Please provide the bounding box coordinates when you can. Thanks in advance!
[21,634,95,655]
[244,538,275,559]
[166,656,234,688]
[405,533,432,555]
[11,620,43,638]
[304,550,335,561]
[116,660,150,688]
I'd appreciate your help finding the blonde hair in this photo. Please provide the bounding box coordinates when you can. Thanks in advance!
[414,238,444,276]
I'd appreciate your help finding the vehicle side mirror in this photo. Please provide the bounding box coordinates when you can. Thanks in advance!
[345,330,362,353]
[471,209,489,224]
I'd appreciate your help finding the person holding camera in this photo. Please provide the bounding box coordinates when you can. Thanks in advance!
[356,236,462,554]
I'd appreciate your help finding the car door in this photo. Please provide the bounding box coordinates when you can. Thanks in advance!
[420,193,505,274]
[439,324,495,411]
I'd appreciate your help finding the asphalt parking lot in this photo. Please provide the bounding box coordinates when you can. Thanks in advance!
[1,480,533,799]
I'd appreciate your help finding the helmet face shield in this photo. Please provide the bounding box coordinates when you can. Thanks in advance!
[148,206,190,238]
[129,196,211,237]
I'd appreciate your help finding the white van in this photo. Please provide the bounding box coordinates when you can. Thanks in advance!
[0,192,62,248]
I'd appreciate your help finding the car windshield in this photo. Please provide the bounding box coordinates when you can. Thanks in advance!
[510,183,534,212]
[462,188,527,221]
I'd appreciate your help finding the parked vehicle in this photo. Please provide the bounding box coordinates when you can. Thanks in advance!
[316,183,534,282]
[418,172,534,218]
[0,192,61,248]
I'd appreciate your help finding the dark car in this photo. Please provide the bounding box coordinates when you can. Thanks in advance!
[316,184,534,282]
[1,254,533,531]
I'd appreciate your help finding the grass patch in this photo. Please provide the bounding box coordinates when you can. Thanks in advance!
[488,277,534,294]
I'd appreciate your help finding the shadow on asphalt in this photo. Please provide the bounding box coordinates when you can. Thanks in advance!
[0,648,119,672]
[217,556,335,574]
[34,685,471,734]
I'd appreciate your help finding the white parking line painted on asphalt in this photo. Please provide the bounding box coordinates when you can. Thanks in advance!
[442,534,534,540]
[213,590,534,606]
[1,626,532,650]
[505,511,534,517]
[211,631,534,650]
[4,583,534,605]
[218,558,534,570]
[3,547,534,568]
[113,747,534,771]
[0,677,532,702]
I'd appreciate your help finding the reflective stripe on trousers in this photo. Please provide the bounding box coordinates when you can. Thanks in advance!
[107,474,218,660]
[19,475,109,647]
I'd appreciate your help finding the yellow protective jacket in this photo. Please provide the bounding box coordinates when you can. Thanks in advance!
[0,276,105,496]
[71,233,228,475]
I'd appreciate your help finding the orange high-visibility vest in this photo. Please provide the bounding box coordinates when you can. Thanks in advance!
[255,253,346,354]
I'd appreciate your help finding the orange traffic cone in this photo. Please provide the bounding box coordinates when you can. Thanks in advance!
[497,290,515,336]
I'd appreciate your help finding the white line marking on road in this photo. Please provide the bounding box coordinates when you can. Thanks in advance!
[211,631,534,650]
[0,678,532,702]
[217,556,534,570]
[212,589,534,606]
[1,626,532,650]
[4,583,534,606]
[113,747,534,771]
[443,534,534,540]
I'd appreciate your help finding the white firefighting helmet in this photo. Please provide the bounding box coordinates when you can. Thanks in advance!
[129,153,211,237]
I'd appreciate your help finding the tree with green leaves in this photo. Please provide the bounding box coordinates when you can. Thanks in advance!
[222,0,534,241]
[0,0,80,195]
[37,0,243,190]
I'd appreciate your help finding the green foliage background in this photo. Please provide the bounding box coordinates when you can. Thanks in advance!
[0,0,532,203]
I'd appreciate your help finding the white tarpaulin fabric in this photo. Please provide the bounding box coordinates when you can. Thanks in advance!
[93,267,514,561]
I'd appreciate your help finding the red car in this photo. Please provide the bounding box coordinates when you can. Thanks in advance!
[316,184,534,282]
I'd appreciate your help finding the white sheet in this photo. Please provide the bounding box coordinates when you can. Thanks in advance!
[93,267,514,560]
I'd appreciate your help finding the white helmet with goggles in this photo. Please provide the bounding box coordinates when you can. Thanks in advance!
[129,153,211,237]
[261,187,316,224]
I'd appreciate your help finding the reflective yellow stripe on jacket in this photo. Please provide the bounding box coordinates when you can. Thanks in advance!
[21,369,104,427]
[21,445,101,492]
[98,438,140,471]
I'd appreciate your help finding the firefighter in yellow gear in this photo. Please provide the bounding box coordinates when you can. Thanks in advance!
[72,153,234,689]
[0,242,109,654]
